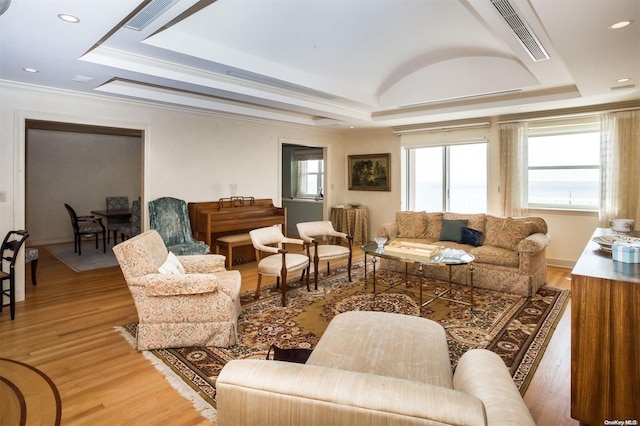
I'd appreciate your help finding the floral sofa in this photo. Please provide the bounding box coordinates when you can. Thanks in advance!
[377,212,551,296]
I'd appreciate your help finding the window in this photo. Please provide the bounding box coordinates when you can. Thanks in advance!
[527,128,600,210]
[406,142,487,213]
[296,158,324,198]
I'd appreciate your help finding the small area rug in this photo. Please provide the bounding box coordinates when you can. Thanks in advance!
[46,242,118,272]
[118,261,569,420]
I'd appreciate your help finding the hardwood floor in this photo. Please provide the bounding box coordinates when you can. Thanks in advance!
[0,247,577,425]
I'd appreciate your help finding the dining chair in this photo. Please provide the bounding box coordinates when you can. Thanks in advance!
[106,196,129,244]
[296,221,353,289]
[249,225,310,306]
[64,204,106,255]
[1,230,29,320]
[119,199,141,242]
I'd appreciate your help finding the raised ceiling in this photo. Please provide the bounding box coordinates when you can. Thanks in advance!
[1,0,638,129]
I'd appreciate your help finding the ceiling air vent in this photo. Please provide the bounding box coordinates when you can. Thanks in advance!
[125,0,178,31]
[490,0,549,62]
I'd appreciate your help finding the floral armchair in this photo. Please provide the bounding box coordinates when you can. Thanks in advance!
[148,196,209,255]
[113,230,241,350]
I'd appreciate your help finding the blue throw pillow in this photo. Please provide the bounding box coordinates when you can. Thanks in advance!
[459,226,483,247]
[439,219,469,242]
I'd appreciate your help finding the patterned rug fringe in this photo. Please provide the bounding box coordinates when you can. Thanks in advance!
[114,327,217,423]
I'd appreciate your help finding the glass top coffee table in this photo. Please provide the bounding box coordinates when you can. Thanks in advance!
[361,242,474,312]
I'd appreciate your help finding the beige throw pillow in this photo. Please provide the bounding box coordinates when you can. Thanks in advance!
[396,211,428,238]
[496,217,534,251]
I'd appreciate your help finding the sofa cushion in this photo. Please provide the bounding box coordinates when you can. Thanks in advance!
[440,219,468,242]
[396,211,428,238]
[484,215,505,247]
[307,311,454,388]
[424,212,444,240]
[469,245,520,268]
[496,217,535,251]
[459,226,483,247]
[443,213,486,233]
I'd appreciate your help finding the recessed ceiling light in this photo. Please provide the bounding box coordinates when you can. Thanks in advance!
[617,78,631,83]
[23,67,39,73]
[609,20,632,29]
[58,13,80,23]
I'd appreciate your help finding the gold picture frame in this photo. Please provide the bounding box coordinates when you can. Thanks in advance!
[348,153,391,191]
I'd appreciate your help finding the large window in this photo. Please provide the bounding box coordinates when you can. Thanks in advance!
[406,142,487,213]
[527,127,600,210]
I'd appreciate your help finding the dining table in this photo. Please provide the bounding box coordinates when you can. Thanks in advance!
[90,208,132,220]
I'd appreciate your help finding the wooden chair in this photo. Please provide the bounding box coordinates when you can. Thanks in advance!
[64,204,106,255]
[249,225,310,306]
[296,221,353,289]
[1,230,29,320]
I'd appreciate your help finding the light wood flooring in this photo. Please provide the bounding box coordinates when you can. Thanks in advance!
[0,247,578,425]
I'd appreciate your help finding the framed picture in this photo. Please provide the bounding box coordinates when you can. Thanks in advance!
[348,153,391,191]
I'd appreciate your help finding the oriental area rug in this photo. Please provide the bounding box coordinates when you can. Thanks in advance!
[117,260,569,422]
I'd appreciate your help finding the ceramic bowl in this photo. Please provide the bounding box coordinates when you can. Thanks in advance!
[610,218,635,233]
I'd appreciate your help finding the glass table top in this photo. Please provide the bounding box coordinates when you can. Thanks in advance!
[361,243,474,265]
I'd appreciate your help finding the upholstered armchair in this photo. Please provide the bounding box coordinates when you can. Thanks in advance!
[296,220,353,289]
[148,196,209,255]
[112,230,241,350]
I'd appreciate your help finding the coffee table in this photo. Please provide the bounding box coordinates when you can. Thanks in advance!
[361,243,474,312]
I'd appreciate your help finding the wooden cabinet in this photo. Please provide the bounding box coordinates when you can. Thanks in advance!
[571,228,640,425]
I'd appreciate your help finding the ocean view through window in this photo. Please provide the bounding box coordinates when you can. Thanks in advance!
[527,130,600,210]
[407,143,487,213]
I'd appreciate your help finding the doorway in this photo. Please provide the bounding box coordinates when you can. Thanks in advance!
[281,144,324,236]
[25,120,143,246]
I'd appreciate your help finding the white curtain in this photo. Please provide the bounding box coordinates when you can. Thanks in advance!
[599,110,640,226]
[296,160,308,198]
[499,122,528,217]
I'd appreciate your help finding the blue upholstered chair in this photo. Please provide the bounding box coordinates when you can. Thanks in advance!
[119,199,142,242]
[106,196,129,244]
[148,197,209,255]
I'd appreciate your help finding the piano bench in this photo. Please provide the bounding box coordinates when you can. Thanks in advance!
[216,233,253,269]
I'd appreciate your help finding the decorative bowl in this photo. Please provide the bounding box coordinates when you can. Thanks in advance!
[349,203,362,208]
[610,218,635,233]
[374,236,388,248]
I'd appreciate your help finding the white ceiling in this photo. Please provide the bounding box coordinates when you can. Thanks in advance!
[1,0,638,129]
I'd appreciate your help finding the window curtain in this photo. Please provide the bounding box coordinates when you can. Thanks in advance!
[295,160,308,198]
[498,122,528,217]
[599,110,640,226]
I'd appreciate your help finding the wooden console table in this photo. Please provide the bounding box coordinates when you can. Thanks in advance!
[570,228,640,425]
[330,207,369,245]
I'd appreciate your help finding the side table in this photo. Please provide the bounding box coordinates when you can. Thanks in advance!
[330,207,369,245]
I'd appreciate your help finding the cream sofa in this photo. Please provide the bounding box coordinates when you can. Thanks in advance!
[216,311,535,425]
[377,212,551,296]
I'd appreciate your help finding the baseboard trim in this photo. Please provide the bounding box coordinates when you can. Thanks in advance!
[547,258,575,269]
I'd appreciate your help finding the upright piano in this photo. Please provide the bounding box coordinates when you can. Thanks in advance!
[187,197,287,249]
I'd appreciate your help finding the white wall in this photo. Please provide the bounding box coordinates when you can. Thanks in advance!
[0,82,343,303]
[27,129,142,245]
